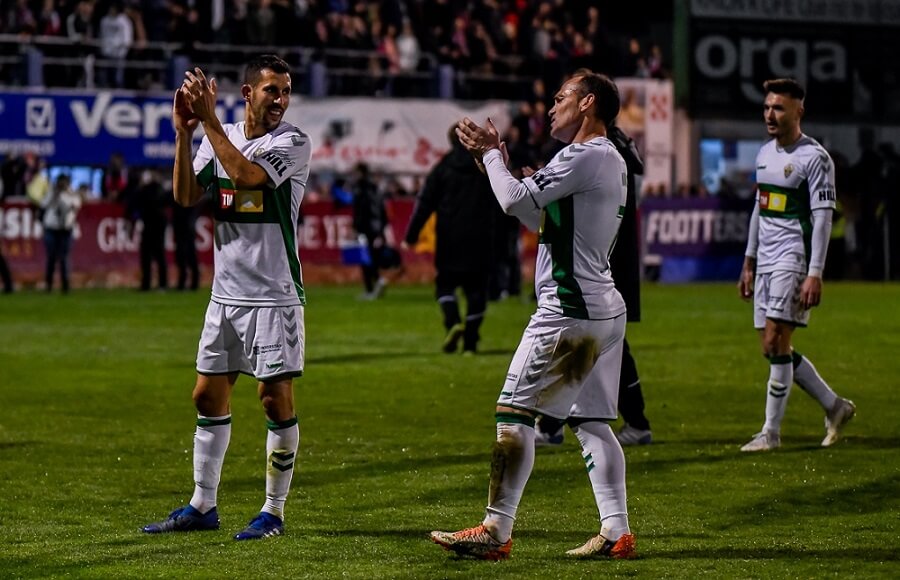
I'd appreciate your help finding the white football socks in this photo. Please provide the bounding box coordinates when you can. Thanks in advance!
[262,417,300,520]
[793,352,838,410]
[571,421,630,540]
[483,421,535,543]
[189,414,232,514]
[763,355,793,434]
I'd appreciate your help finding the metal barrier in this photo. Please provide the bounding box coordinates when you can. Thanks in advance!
[0,34,533,100]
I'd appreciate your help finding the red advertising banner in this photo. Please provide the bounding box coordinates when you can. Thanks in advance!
[0,198,435,286]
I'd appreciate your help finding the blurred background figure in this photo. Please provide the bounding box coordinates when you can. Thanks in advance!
[98,1,134,88]
[173,198,199,291]
[404,126,496,355]
[0,216,12,293]
[102,153,130,202]
[351,162,390,300]
[42,174,82,293]
[128,169,168,291]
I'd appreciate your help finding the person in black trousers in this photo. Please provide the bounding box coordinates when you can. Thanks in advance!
[129,169,169,291]
[352,162,390,299]
[173,201,199,290]
[405,126,497,354]
[535,123,653,445]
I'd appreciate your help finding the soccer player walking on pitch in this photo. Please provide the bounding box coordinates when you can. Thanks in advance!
[738,78,855,452]
[431,70,636,560]
[142,54,312,539]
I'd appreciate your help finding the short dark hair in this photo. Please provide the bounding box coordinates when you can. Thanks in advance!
[244,54,291,86]
[572,70,620,126]
[763,78,805,101]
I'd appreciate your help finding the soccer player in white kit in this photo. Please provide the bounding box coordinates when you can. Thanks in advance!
[431,71,636,560]
[143,55,312,539]
[738,78,855,452]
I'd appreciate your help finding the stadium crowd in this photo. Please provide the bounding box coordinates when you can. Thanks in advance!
[0,1,669,93]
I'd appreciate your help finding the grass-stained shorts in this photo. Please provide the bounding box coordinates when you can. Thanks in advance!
[499,310,625,421]
[196,301,305,381]
[754,271,809,329]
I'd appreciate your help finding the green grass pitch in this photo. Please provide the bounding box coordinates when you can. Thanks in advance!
[0,283,898,578]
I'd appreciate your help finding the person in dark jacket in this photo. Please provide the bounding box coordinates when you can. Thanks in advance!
[128,169,169,291]
[405,126,497,354]
[352,162,391,299]
[535,122,654,445]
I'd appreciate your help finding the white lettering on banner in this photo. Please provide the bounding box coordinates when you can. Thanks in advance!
[97,217,139,252]
[0,139,55,156]
[70,93,173,139]
[645,210,747,245]
[690,0,900,25]
[0,206,43,239]
[694,36,846,101]
[321,214,354,248]
[298,215,320,249]
[195,216,213,252]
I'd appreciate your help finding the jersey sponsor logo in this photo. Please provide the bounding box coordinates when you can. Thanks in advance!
[253,343,282,355]
[784,164,794,178]
[759,190,787,212]
[235,190,264,213]
[220,188,235,209]
[818,188,836,202]
[260,148,294,178]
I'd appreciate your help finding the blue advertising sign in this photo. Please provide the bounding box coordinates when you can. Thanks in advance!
[0,90,245,165]
[642,196,754,282]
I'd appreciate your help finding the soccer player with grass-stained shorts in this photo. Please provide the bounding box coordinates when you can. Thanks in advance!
[432,71,636,560]
[142,54,312,540]
[738,78,855,453]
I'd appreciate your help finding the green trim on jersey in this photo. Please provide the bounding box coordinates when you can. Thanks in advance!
[758,181,813,262]
[269,180,306,304]
[196,159,216,188]
[540,197,589,319]
[757,182,810,220]
[206,174,306,304]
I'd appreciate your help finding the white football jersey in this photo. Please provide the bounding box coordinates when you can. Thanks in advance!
[521,137,628,320]
[193,121,312,307]
[754,134,836,275]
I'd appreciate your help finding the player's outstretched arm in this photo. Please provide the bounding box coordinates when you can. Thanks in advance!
[172,89,204,207]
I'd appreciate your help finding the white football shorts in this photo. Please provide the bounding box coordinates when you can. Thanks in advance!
[196,301,305,381]
[753,270,810,329]
[498,310,625,421]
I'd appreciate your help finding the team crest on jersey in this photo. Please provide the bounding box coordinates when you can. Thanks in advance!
[253,148,266,158]
[784,164,794,178]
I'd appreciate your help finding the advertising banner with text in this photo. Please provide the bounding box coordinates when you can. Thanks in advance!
[0,90,509,173]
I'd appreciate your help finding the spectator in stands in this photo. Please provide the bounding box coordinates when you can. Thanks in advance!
[65,0,95,87]
[99,1,134,88]
[396,18,421,73]
[42,173,82,293]
[404,125,497,354]
[37,0,61,36]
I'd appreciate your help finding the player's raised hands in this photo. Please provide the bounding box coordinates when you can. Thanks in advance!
[456,117,501,157]
[172,89,200,133]
[181,67,218,124]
